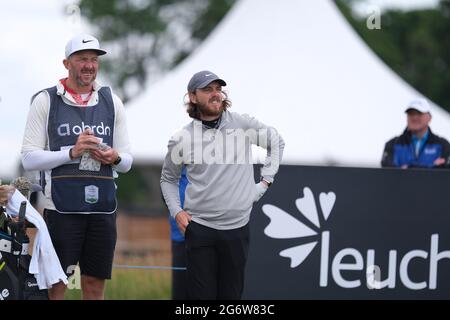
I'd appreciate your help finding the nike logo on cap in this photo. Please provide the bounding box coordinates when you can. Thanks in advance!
[205,74,213,76]
[82,39,94,43]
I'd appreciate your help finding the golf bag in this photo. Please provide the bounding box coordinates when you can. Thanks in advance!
[0,202,48,300]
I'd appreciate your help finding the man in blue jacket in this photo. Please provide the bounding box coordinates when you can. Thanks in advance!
[381,98,450,168]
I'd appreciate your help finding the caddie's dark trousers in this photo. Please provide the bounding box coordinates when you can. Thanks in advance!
[185,221,249,300]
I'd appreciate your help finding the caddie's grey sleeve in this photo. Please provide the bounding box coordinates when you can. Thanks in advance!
[245,114,285,183]
[160,137,184,218]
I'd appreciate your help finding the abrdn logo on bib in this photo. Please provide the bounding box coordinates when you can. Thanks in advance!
[57,122,111,137]
[262,187,450,290]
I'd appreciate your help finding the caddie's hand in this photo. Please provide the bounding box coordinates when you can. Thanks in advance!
[254,181,269,202]
[71,129,102,158]
[175,210,192,235]
[90,146,119,165]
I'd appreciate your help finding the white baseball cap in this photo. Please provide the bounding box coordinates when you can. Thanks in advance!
[65,34,107,58]
[405,98,431,114]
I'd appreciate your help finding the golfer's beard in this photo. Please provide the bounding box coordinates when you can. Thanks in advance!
[197,101,224,118]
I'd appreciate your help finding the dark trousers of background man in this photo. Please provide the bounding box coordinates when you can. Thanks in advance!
[171,240,188,300]
[185,221,249,300]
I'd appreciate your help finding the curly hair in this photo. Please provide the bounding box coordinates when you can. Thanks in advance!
[184,91,232,120]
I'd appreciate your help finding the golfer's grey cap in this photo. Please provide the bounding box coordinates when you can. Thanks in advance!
[187,70,226,92]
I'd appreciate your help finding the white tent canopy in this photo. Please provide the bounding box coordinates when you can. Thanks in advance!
[126,0,450,168]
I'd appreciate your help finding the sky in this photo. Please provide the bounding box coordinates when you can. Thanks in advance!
[0,1,89,179]
[0,0,441,179]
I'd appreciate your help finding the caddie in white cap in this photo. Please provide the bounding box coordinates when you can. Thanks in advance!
[381,98,450,168]
[20,33,133,300]
[65,34,107,58]
[62,34,107,91]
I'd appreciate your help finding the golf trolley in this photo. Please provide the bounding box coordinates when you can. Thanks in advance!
[0,201,48,300]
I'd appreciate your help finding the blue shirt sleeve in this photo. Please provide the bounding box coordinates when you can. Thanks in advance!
[170,166,188,242]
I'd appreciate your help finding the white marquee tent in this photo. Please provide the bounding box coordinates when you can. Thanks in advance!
[126,0,450,168]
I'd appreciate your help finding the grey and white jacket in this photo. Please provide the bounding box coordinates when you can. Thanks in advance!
[160,110,285,230]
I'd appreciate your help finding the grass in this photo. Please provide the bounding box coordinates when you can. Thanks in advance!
[59,214,173,300]
[64,267,171,300]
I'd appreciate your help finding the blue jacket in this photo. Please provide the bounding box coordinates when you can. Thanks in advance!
[169,167,188,242]
[381,128,450,168]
